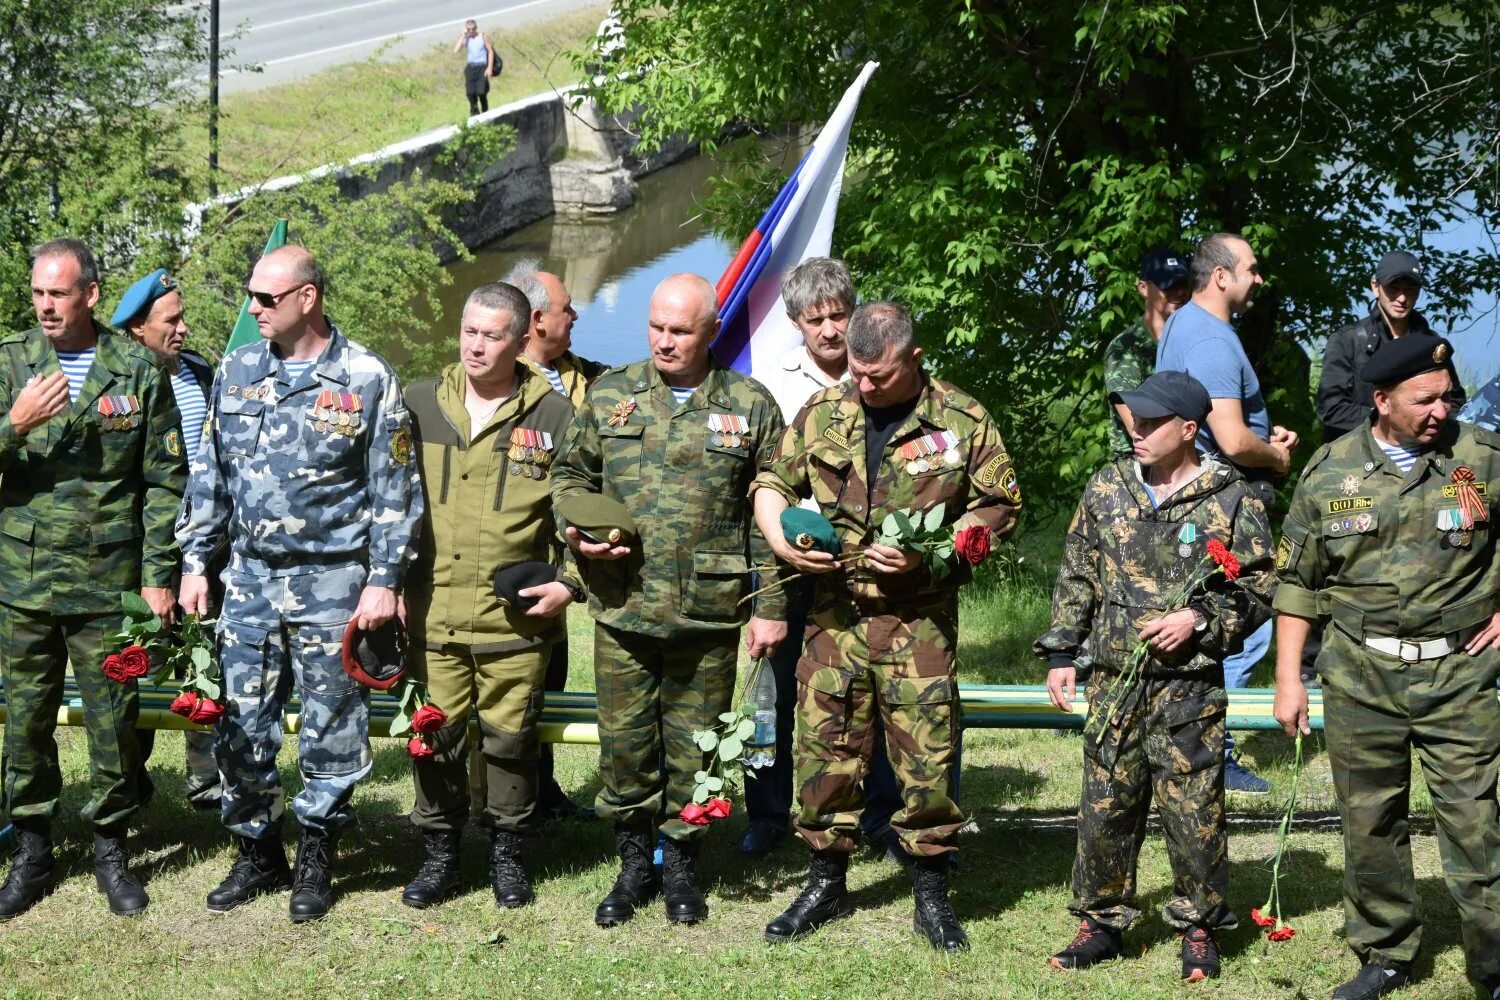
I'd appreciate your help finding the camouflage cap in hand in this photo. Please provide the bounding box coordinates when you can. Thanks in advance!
[780,507,838,555]
[556,493,638,546]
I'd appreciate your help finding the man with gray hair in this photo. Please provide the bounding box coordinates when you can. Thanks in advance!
[505,260,605,822]
[399,281,580,910]
[752,301,1021,950]
[741,257,903,861]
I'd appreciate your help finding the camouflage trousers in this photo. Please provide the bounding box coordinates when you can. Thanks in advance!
[593,624,736,841]
[794,602,963,858]
[409,642,549,834]
[1320,626,1500,979]
[214,564,371,838]
[1073,672,1233,932]
[0,605,146,828]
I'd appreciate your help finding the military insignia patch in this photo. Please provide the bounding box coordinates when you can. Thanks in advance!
[1325,496,1373,516]
[1340,474,1359,497]
[823,426,850,450]
[390,427,412,464]
[998,467,1021,503]
[977,454,1006,488]
[1433,342,1450,364]
[1274,534,1292,570]
[164,428,183,458]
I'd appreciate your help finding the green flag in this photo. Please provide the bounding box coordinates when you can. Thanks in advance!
[224,219,289,354]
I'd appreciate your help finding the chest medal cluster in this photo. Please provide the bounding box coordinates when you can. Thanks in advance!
[899,429,961,475]
[508,427,554,480]
[313,390,363,437]
[1437,465,1489,548]
[707,413,749,449]
[96,394,143,432]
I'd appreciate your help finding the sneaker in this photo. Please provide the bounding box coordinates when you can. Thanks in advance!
[1049,917,1122,970]
[1330,963,1410,1000]
[1180,926,1220,981]
[1224,756,1271,794]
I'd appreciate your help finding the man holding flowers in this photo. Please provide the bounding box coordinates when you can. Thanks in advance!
[1035,370,1275,982]
[750,301,1019,952]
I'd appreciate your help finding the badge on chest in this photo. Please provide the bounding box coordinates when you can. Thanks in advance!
[97,394,142,432]
[314,390,363,436]
[899,430,960,475]
[508,427,554,480]
[707,413,749,449]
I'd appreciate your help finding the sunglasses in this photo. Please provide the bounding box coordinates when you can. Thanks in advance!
[247,283,307,309]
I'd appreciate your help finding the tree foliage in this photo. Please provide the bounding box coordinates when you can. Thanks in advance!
[583,0,1499,517]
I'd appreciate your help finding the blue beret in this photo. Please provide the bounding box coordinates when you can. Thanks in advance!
[108,268,177,328]
[1362,335,1455,387]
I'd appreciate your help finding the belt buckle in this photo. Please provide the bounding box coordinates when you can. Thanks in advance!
[1398,639,1422,663]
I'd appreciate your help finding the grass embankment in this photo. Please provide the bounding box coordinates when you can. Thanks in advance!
[181,5,609,190]
[0,541,1468,998]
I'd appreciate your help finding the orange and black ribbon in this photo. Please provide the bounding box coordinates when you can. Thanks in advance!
[1452,466,1488,529]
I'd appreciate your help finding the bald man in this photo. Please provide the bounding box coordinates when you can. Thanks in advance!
[552,274,788,928]
[177,245,422,922]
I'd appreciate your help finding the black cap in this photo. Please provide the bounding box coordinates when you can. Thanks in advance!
[493,561,557,611]
[1139,246,1190,290]
[1374,250,1422,287]
[340,619,407,691]
[1110,370,1211,423]
[1361,335,1454,387]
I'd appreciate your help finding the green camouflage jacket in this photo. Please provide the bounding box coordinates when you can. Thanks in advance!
[1035,455,1275,675]
[1274,421,1499,639]
[405,362,578,652]
[0,324,187,614]
[753,374,1020,609]
[551,359,786,637]
[1103,320,1155,455]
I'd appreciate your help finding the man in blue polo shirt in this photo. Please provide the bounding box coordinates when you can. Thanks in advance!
[1157,232,1299,794]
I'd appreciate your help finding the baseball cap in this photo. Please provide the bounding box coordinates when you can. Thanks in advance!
[1109,370,1211,424]
[1374,251,1422,287]
[1139,247,1190,290]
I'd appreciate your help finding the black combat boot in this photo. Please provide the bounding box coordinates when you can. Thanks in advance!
[288,826,337,923]
[0,820,54,920]
[661,837,708,925]
[93,823,149,916]
[595,825,659,927]
[912,855,969,952]
[207,834,292,911]
[488,830,533,909]
[765,849,852,942]
[401,830,462,909]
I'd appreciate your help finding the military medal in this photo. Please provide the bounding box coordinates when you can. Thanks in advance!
[931,430,961,467]
[1451,466,1489,529]
[97,395,116,430]
[1340,474,1359,497]
[608,399,638,427]
[1177,522,1197,557]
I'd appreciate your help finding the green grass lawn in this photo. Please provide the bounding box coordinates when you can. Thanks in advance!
[1,560,1474,999]
[181,4,609,190]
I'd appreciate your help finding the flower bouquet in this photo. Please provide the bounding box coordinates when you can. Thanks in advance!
[389,679,448,758]
[107,591,224,725]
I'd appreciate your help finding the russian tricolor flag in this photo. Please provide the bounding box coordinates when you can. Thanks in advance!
[712,61,879,377]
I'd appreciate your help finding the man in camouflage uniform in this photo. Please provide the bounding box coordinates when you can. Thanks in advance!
[399,281,580,910]
[1273,335,1500,1000]
[551,273,787,927]
[1036,371,1275,982]
[1104,247,1191,455]
[507,261,604,821]
[178,246,422,922]
[751,301,1020,952]
[0,239,187,919]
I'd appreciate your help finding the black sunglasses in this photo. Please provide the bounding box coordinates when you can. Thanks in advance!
[247,283,307,309]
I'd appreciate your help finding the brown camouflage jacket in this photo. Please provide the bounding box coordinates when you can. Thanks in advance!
[753,374,1020,608]
[1035,455,1275,675]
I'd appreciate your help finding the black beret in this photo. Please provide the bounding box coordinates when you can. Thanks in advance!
[341,619,407,691]
[1362,335,1455,388]
[493,560,557,610]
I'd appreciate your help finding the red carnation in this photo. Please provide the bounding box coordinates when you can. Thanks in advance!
[411,704,448,735]
[1249,907,1276,928]
[407,736,434,759]
[169,690,200,718]
[954,524,991,567]
[1267,925,1296,942]
[187,697,225,725]
[704,797,732,820]
[679,803,710,826]
[1206,539,1241,581]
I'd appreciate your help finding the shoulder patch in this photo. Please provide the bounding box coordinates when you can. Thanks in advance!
[977,453,1008,488]
[164,428,183,458]
[1274,534,1292,570]
[390,427,413,464]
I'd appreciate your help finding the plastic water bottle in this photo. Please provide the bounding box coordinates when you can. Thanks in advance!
[741,661,777,769]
